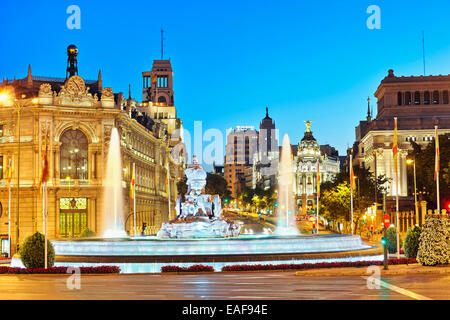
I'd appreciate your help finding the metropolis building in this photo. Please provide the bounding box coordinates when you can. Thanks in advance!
[294,122,340,214]
[0,45,183,255]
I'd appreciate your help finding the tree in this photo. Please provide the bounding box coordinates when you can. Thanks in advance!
[404,226,421,258]
[385,226,403,254]
[417,215,449,266]
[320,182,351,232]
[408,134,450,208]
[19,232,55,268]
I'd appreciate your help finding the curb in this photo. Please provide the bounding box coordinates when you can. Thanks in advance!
[295,265,450,277]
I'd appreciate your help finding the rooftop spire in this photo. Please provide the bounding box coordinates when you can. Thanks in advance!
[161,27,164,59]
[128,84,132,100]
[27,64,32,87]
[266,106,269,118]
[97,69,102,91]
[366,97,372,121]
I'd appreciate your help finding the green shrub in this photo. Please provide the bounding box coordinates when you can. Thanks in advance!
[404,226,421,258]
[385,227,403,254]
[80,228,96,238]
[417,216,449,266]
[19,232,55,268]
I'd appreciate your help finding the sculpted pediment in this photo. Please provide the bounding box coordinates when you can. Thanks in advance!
[56,75,96,107]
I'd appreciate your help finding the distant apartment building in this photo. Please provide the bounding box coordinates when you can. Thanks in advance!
[224,126,258,198]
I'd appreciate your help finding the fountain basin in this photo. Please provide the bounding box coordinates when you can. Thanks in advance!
[52,234,373,260]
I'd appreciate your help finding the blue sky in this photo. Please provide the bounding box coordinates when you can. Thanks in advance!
[2,0,450,165]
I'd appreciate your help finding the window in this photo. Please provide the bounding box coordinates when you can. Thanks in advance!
[443,91,449,104]
[433,91,439,104]
[60,129,88,180]
[414,91,420,105]
[405,92,412,105]
[406,136,416,142]
[158,96,167,103]
[424,91,430,104]
[0,156,3,179]
[397,92,402,106]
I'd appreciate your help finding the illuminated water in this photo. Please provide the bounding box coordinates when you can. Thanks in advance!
[52,254,384,273]
[52,234,370,256]
[276,134,298,235]
[102,128,127,238]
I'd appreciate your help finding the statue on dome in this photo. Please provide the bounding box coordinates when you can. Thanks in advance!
[157,156,241,238]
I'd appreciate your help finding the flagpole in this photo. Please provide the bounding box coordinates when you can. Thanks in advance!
[167,161,171,220]
[7,159,11,258]
[350,154,354,235]
[44,182,48,269]
[394,117,400,259]
[133,162,136,237]
[435,126,440,213]
[316,159,319,235]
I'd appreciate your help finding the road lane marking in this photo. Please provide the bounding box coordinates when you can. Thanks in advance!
[362,277,432,300]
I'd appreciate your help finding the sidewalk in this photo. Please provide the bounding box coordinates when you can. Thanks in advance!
[295,263,450,277]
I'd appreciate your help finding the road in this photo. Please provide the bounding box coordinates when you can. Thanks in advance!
[0,272,449,300]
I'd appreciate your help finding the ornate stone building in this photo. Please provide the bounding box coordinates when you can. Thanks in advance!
[294,122,340,214]
[353,70,450,209]
[0,46,183,255]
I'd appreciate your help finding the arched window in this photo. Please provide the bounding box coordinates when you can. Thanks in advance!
[397,92,402,106]
[158,96,167,103]
[60,129,88,180]
[443,91,449,104]
[414,91,420,105]
[424,91,430,104]
[433,91,439,104]
[405,92,412,105]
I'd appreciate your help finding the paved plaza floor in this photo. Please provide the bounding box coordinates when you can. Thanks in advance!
[0,271,449,300]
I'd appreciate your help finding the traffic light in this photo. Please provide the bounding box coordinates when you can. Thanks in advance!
[381,237,387,246]
[370,224,374,231]
[311,209,315,214]
[274,203,278,208]
[224,198,229,203]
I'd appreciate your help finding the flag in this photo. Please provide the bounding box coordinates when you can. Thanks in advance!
[317,160,320,197]
[7,158,12,187]
[151,75,157,86]
[435,126,439,181]
[349,161,354,191]
[130,163,135,200]
[39,130,49,193]
[393,117,398,174]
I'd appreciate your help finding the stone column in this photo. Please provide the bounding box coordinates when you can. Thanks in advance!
[420,201,427,226]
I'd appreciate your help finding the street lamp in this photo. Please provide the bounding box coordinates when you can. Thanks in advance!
[0,93,38,253]
[406,158,419,226]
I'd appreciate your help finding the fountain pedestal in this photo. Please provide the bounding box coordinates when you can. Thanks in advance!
[157,156,241,238]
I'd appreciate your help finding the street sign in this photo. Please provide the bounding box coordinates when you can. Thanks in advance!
[383,214,390,229]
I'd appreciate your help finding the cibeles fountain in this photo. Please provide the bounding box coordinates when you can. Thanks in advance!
[157,156,241,238]
[45,130,377,273]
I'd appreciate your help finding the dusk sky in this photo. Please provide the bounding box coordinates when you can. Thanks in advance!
[2,0,450,166]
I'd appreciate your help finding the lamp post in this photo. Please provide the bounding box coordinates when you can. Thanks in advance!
[406,158,419,226]
[0,93,37,253]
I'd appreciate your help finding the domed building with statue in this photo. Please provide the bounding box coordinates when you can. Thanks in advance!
[294,121,340,215]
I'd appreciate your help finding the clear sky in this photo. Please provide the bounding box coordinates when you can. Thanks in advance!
[2,0,450,165]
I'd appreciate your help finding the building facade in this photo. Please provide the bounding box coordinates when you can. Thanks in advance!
[353,69,450,209]
[224,126,258,198]
[0,46,183,255]
[252,107,279,190]
[294,122,340,214]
